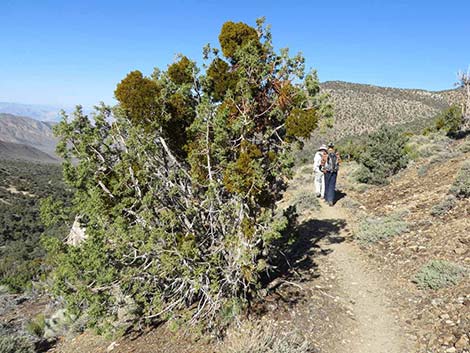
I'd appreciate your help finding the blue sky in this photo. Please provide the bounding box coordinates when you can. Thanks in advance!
[1,0,469,107]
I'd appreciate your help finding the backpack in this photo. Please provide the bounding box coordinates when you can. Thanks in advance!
[325,152,339,172]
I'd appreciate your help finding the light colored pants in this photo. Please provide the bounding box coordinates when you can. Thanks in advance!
[314,170,325,197]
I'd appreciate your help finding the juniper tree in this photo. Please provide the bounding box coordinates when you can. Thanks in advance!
[43,18,330,333]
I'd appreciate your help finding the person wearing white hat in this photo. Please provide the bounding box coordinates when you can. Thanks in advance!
[313,144,328,198]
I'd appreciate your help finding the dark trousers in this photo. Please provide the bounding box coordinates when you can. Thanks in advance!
[324,172,338,203]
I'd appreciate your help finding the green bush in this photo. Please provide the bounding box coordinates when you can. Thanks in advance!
[355,212,408,244]
[336,135,366,161]
[413,260,467,289]
[434,105,464,137]
[430,195,457,216]
[0,335,34,353]
[26,314,45,338]
[405,132,451,161]
[357,126,409,185]
[450,160,470,198]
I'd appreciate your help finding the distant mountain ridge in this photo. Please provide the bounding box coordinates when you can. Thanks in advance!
[0,113,58,157]
[319,81,464,139]
[0,102,64,122]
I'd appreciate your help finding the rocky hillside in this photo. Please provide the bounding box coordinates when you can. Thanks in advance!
[320,81,464,139]
[0,113,58,156]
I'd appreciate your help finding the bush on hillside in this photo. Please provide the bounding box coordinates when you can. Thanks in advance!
[44,19,331,334]
[450,160,470,198]
[430,195,457,216]
[413,260,466,290]
[434,105,464,137]
[356,126,409,185]
[355,212,408,244]
[0,334,34,353]
[336,135,366,161]
[405,132,452,161]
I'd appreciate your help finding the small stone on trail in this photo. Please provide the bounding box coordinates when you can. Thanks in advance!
[107,341,119,351]
[454,334,469,349]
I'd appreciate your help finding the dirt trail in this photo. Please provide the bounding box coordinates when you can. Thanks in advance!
[317,203,411,353]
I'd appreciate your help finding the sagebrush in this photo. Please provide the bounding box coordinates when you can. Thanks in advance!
[0,334,34,353]
[413,260,467,290]
[450,160,470,198]
[355,212,408,244]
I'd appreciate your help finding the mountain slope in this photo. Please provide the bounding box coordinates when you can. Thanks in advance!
[320,81,464,139]
[0,113,58,156]
[0,140,58,163]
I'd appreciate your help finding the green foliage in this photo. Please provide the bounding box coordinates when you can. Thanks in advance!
[218,21,260,61]
[405,132,452,161]
[413,260,467,290]
[114,70,161,124]
[26,314,46,338]
[357,125,409,185]
[286,108,318,139]
[434,105,464,136]
[0,159,70,292]
[430,195,457,216]
[355,212,408,244]
[46,19,330,333]
[167,56,195,85]
[336,135,366,161]
[205,58,237,101]
[450,160,470,198]
[0,334,34,353]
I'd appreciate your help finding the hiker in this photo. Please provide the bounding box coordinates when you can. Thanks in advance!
[321,143,341,206]
[313,144,328,198]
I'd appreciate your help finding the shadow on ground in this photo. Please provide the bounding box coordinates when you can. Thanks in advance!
[262,212,347,285]
[254,214,347,315]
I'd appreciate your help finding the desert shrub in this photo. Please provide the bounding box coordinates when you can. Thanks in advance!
[434,105,464,137]
[292,192,320,213]
[357,125,409,185]
[430,195,457,216]
[0,334,34,353]
[224,320,313,353]
[45,19,331,333]
[336,135,366,161]
[26,314,46,338]
[450,160,470,198]
[355,212,408,244]
[413,260,467,290]
[405,132,452,160]
[457,137,470,153]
